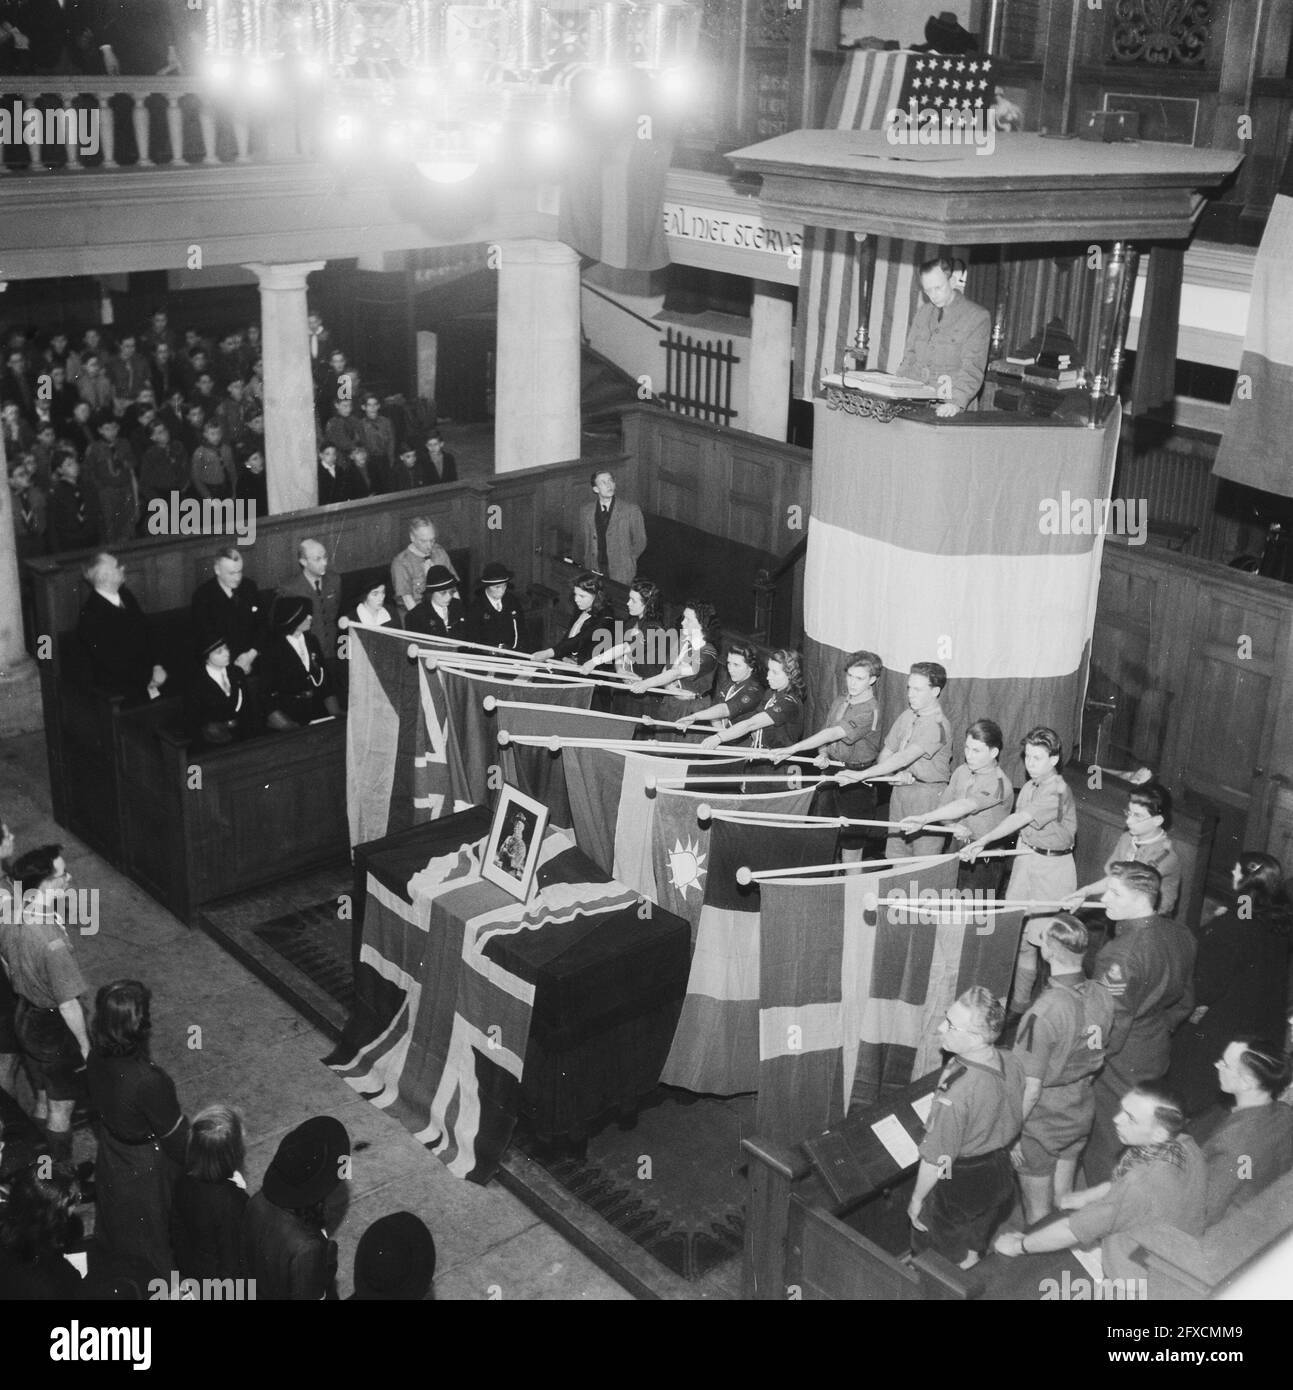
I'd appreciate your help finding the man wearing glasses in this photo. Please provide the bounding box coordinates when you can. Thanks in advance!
[908,987,1026,1269]
[0,846,91,1162]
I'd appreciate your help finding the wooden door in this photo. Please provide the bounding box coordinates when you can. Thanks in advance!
[1168,585,1293,886]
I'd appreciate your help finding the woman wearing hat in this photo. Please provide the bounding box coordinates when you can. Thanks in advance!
[531,572,611,667]
[186,636,253,744]
[241,1115,351,1300]
[86,980,189,1282]
[349,1211,437,1301]
[263,596,341,731]
[405,564,467,641]
[466,562,528,652]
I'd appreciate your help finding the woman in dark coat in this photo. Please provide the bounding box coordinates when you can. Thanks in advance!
[170,1104,249,1284]
[466,562,528,653]
[86,980,188,1282]
[263,596,341,730]
[1168,851,1293,1115]
[405,565,467,641]
[241,1115,350,1300]
[531,572,611,668]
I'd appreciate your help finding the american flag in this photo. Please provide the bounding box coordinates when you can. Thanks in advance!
[792,49,995,400]
[899,53,997,125]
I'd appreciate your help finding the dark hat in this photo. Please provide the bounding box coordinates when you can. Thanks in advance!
[916,11,979,54]
[263,1115,350,1209]
[352,1211,437,1300]
[422,564,457,593]
[200,634,230,660]
[274,595,313,633]
[478,562,513,586]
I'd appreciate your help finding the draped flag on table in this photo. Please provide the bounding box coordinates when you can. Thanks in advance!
[756,857,1025,1146]
[436,666,599,809]
[492,700,640,830]
[562,745,740,904]
[652,804,837,1095]
[804,406,1119,777]
[330,826,641,1182]
[1212,191,1293,497]
[792,47,993,400]
[347,625,472,847]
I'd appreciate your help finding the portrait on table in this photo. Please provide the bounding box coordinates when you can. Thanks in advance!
[482,785,549,902]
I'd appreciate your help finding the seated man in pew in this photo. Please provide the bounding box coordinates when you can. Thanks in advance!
[262,598,341,732]
[186,637,255,746]
[993,1083,1206,1284]
[75,552,167,705]
[191,546,267,678]
[1201,1040,1293,1227]
[390,517,459,615]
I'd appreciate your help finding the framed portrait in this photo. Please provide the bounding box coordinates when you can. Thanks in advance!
[481,785,549,902]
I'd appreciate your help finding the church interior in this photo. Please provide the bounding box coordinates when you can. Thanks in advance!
[1,0,1293,1318]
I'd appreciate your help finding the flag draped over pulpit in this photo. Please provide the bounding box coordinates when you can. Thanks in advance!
[756,857,1026,1146]
[1212,193,1293,497]
[804,406,1120,772]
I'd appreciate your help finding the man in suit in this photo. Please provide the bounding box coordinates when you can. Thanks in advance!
[190,546,265,676]
[577,468,646,586]
[278,537,341,669]
[897,256,992,418]
[75,551,166,705]
[385,443,431,493]
[424,429,457,486]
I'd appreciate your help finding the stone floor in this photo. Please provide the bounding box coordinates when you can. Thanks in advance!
[1,730,635,1301]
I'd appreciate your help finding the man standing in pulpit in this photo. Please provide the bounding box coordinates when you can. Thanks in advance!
[898,257,992,418]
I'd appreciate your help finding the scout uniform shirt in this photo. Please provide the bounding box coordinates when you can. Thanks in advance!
[1069,1137,1206,1281]
[0,896,88,1011]
[1014,770,1076,851]
[945,761,1014,839]
[883,705,953,788]
[1013,970,1115,1155]
[919,1050,1026,1167]
[822,694,882,770]
[1105,830,1182,916]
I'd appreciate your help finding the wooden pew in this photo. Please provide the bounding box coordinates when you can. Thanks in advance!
[112,696,348,925]
[742,1070,976,1301]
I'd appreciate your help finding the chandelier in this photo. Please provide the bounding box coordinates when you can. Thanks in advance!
[204,1,702,180]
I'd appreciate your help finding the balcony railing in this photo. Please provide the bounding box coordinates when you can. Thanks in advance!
[0,76,320,172]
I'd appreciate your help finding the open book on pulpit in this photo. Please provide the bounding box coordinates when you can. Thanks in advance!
[821,369,940,400]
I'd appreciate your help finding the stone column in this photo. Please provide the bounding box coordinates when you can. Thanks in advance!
[244,260,326,513]
[747,281,794,442]
[0,432,41,735]
[495,239,581,473]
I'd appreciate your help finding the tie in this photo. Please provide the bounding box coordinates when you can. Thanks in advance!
[936,308,944,324]
[313,578,322,594]
[219,672,231,695]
